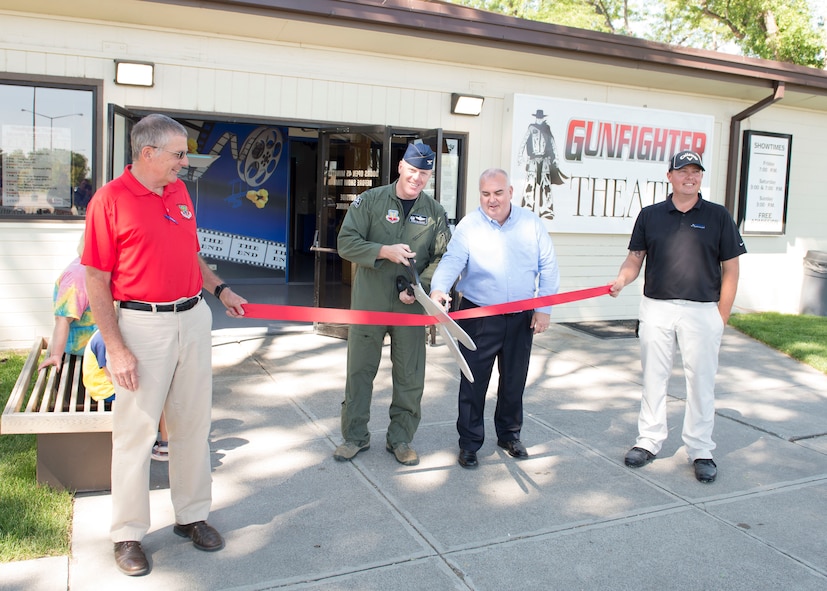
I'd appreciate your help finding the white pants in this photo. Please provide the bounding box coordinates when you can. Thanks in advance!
[110,298,214,543]
[635,297,723,461]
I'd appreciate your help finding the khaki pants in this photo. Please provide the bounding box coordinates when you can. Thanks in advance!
[110,298,213,543]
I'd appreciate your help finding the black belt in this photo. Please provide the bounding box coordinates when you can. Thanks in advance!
[460,298,527,317]
[119,295,201,313]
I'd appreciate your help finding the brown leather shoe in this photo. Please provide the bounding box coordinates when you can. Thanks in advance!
[113,541,149,576]
[173,521,225,551]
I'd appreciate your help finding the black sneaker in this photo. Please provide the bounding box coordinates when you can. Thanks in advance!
[694,458,717,483]
[624,446,655,468]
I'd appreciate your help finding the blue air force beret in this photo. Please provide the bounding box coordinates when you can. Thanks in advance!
[403,143,435,170]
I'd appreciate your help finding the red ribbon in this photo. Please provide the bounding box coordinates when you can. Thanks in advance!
[242,285,611,326]
[449,285,612,319]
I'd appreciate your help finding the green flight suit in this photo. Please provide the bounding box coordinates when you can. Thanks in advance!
[337,181,451,447]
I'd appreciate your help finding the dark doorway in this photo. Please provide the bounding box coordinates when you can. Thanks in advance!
[289,137,317,284]
[313,126,444,339]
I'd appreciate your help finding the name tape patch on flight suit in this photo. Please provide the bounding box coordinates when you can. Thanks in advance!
[408,214,428,225]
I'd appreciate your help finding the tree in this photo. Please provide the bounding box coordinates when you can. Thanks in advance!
[636,0,826,66]
[71,152,89,188]
[455,0,633,33]
[448,0,825,67]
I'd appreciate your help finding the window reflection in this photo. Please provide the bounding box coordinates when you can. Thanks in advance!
[441,137,460,226]
[0,83,94,217]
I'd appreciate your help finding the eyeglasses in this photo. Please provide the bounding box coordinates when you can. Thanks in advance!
[149,146,187,160]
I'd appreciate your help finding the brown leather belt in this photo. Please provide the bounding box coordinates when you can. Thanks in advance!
[118,295,201,313]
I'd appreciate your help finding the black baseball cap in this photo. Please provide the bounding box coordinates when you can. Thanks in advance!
[669,150,705,171]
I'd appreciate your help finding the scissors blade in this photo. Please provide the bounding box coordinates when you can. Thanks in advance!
[435,323,475,383]
[411,284,476,351]
[404,260,475,381]
[406,262,476,350]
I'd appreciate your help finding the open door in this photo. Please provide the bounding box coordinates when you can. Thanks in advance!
[313,126,385,339]
[107,104,141,182]
[313,126,443,339]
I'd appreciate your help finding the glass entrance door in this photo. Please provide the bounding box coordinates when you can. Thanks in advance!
[313,127,385,339]
[107,104,140,181]
[313,126,443,339]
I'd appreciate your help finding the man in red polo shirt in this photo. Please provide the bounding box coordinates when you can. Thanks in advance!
[84,114,247,577]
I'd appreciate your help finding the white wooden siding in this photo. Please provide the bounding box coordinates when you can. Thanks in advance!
[1,10,826,348]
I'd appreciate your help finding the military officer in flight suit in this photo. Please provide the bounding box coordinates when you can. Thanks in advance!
[335,142,451,466]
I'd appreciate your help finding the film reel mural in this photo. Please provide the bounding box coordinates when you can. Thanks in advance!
[178,122,290,267]
[238,126,283,187]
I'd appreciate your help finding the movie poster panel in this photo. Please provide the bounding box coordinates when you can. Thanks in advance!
[510,95,715,234]
[179,122,289,270]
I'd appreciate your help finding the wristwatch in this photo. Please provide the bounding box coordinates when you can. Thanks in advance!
[214,283,230,298]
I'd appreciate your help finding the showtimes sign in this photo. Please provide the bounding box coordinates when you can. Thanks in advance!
[738,130,791,235]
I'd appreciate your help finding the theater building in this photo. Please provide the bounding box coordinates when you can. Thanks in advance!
[2,0,827,348]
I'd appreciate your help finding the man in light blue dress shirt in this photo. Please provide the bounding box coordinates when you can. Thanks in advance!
[430,168,560,468]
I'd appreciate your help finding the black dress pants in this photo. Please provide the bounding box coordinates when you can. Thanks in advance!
[456,300,534,452]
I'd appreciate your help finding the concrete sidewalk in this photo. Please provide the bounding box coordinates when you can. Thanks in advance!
[3,322,827,590]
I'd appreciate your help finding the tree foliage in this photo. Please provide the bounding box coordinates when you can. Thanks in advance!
[455,0,628,32]
[71,152,89,188]
[449,0,825,67]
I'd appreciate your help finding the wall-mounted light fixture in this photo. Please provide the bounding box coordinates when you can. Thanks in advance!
[450,93,484,116]
[115,60,155,87]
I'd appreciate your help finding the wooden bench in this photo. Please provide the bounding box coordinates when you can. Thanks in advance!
[1,337,112,492]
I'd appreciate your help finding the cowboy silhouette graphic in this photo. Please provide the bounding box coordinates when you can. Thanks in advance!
[518,109,567,219]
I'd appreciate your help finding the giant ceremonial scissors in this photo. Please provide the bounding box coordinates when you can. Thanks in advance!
[398,261,477,383]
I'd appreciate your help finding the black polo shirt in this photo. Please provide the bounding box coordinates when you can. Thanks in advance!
[629,194,746,302]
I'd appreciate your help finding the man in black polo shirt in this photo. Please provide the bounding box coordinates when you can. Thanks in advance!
[609,150,746,483]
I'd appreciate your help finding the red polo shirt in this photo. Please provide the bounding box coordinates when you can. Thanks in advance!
[82,166,202,302]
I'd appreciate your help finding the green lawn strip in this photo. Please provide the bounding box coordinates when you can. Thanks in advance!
[729,312,827,374]
[0,352,73,563]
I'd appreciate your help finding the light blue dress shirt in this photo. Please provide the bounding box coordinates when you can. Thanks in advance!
[430,204,560,314]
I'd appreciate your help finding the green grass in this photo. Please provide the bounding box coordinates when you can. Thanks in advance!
[0,351,73,563]
[729,312,827,374]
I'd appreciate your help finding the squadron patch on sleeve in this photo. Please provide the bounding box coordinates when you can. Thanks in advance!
[352,195,362,208]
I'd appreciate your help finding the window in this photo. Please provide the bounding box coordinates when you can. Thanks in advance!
[1,82,96,218]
